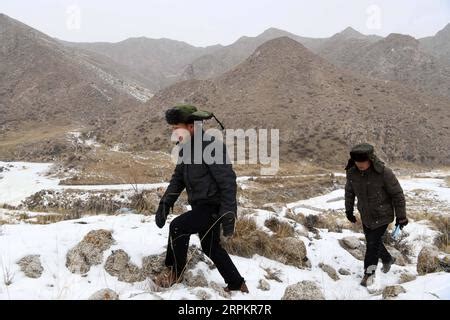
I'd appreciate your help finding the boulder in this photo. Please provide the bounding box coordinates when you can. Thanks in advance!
[141,253,166,278]
[319,263,340,281]
[195,289,212,300]
[66,229,114,274]
[17,255,43,278]
[417,246,441,275]
[281,281,325,300]
[341,236,361,250]
[399,272,417,284]
[183,270,209,288]
[104,249,145,283]
[257,279,271,291]
[382,285,406,299]
[339,237,365,261]
[88,289,119,300]
[338,268,351,276]
[278,237,309,268]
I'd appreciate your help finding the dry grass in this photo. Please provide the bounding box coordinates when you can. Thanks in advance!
[285,210,362,233]
[0,123,74,148]
[264,217,295,238]
[2,265,14,286]
[233,161,331,177]
[0,122,76,161]
[222,217,306,268]
[409,211,449,253]
[33,214,66,225]
[59,148,174,185]
[239,174,341,207]
[262,267,283,283]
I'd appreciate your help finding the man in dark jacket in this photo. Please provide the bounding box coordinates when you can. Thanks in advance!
[152,105,248,293]
[345,143,408,287]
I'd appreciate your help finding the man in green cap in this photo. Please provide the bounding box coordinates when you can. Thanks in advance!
[152,105,249,293]
[345,143,408,287]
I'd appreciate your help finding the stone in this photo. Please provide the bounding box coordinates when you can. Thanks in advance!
[382,285,406,299]
[281,281,325,300]
[257,279,271,291]
[17,255,43,278]
[417,246,441,275]
[66,229,114,274]
[319,263,340,281]
[88,289,119,300]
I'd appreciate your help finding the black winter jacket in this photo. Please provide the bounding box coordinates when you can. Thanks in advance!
[160,134,237,222]
[345,164,406,229]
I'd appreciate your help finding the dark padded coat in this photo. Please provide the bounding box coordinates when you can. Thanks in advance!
[345,156,406,230]
[160,133,237,229]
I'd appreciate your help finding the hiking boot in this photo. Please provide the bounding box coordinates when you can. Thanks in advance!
[360,273,375,287]
[382,257,396,273]
[153,268,183,288]
[224,281,249,293]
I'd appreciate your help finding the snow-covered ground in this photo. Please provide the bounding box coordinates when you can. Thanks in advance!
[287,172,450,216]
[0,162,449,300]
[0,212,448,300]
[0,162,168,207]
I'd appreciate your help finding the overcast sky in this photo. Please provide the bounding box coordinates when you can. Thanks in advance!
[1,0,449,46]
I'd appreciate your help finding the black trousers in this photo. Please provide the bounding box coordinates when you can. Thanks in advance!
[165,203,244,288]
[363,223,392,275]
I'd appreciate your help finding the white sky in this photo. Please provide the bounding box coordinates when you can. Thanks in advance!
[1,0,449,46]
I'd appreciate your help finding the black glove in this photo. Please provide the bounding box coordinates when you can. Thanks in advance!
[155,202,171,228]
[346,212,357,223]
[221,212,236,237]
[396,217,408,230]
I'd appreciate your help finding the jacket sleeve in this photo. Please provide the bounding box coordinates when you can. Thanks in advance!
[345,171,355,216]
[206,144,238,218]
[160,164,185,207]
[383,168,406,219]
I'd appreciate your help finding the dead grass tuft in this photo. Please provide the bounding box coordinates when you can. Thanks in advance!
[223,217,308,268]
[264,217,295,238]
[262,267,283,283]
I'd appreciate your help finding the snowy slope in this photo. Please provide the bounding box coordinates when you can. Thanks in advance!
[0,212,448,300]
[0,162,168,207]
[0,162,449,300]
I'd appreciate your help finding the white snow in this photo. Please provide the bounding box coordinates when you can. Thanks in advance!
[0,162,60,207]
[0,162,169,207]
[0,212,448,300]
[0,162,449,300]
[287,189,345,215]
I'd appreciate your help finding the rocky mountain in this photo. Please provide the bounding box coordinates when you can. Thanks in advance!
[64,37,222,92]
[420,23,450,62]
[179,27,326,81]
[0,13,151,132]
[111,37,450,165]
[318,33,450,99]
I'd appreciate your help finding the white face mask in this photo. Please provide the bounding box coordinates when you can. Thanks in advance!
[172,128,191,145]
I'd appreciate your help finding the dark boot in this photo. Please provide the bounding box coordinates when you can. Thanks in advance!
[224,281,249,293]
[360,273,375,287]
[382,257,396,273]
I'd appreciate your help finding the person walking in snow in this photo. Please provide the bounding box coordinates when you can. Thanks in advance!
[152,105,248,293]
[344,143,408,287]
